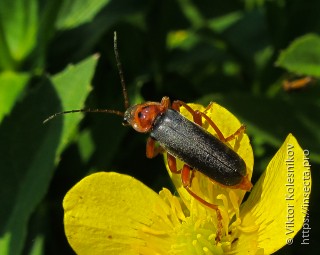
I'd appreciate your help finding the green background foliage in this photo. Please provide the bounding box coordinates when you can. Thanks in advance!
[0,0,318,254]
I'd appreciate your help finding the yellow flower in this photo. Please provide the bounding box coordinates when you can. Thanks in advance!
[63,103,311,255]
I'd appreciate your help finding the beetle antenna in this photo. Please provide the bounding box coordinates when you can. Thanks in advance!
[43,109,124,124]
[114,31,129,109]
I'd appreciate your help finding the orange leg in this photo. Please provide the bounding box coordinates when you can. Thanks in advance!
[167,153,223,240]
[173,100,245,142]
[146,137,164,158]
[181,165,220,211]
[172,100,202,125]
[160,96,171,111]
[196,110,245,142]
[167,153,180,173]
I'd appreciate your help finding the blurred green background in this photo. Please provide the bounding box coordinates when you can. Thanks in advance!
[0,0,319,254]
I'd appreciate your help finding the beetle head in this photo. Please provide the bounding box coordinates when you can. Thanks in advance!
[123,102,163,133]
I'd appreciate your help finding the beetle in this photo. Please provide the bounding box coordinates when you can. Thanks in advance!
[44,32,252,216]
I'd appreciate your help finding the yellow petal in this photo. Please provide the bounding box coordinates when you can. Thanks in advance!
[239,134,311,254]
[63,172,178,255]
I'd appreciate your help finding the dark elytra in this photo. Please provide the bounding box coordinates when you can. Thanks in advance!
[150,109,246,186]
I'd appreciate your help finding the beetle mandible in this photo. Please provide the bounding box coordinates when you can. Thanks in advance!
[44,32,252,216]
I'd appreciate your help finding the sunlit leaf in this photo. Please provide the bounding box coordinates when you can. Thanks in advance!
[56,0,111,30]
[0,0,38,69]
[276,34,320,77]
[0,71,30,123]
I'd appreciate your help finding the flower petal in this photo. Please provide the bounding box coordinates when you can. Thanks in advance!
[239,134,311,254]
[63,172,178,255]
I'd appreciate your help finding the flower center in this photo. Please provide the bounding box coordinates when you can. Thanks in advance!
[137,187,249,255]
[172,216,225,255]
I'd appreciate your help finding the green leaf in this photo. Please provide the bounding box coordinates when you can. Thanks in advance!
[28,235,44,255]
[276,34,320,77]
[0,71,30,123]
[78,129,95,163]
[56,0,111,30]
[50,54,99,154]
[0,55,98,255]
[0,0,38,70]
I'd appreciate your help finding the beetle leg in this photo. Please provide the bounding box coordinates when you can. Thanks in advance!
[224,125,246,142]
[173,100,245,142]
[146,137,163,158]
[160,96,171,110]
[167,153,181,173]
[172,100,202,125]
[196,110,245,142]
[166,153,223,240]
[181,165,219,211]
[181,164,223,241]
